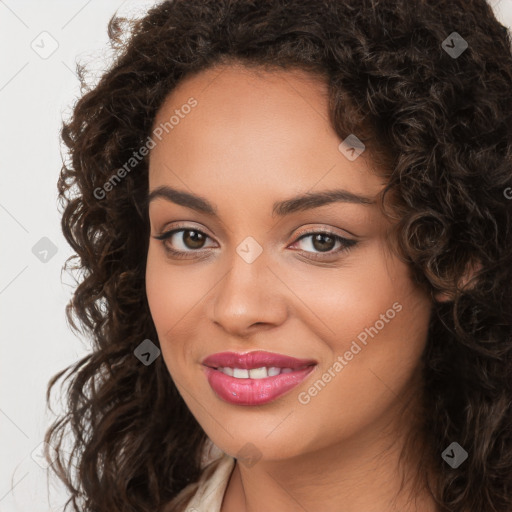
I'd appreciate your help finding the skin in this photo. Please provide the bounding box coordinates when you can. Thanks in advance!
[146,63,441,512]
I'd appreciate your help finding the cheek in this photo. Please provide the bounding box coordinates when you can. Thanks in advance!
[292,245,431,441]
[145,244,203,327]
[285,240,426,346]
[145,247,188,375]
[145,245,220,380]
[145,248,170,332]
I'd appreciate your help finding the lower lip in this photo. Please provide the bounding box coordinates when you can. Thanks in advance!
[203,365,316,406]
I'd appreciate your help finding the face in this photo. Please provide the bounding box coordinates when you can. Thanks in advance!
[145,64,433,463]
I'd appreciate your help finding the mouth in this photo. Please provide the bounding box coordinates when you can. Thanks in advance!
[201,350,317,405]
[201,350,317,371]
[205,364,314,379]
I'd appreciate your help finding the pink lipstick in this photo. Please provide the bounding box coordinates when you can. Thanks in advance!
[201,350,317,406]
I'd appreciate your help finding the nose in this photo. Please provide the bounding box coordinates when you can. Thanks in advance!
[207,250,288,338]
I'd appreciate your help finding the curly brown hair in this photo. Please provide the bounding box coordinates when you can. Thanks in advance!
[45,0,512,511]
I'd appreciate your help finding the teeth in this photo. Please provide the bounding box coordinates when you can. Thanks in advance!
[217,366,299,379]
[267,367,281,377]
[233,368,249,378]
[249,367,268,379]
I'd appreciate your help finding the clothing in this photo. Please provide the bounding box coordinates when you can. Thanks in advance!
[181,452,236,511]
[169,440,236,512]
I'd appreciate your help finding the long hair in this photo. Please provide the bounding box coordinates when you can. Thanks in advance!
[45,1,512,511]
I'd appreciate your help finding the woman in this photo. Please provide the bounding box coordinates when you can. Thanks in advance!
[45,1,512,511]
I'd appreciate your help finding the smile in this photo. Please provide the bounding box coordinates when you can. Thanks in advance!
[201,350,317,405]
[215,366,309,378]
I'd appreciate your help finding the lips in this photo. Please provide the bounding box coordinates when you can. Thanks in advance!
[201,350,317,370]
[201,350,318,406]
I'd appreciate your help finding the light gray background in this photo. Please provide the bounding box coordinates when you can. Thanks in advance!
[1,1,511,510]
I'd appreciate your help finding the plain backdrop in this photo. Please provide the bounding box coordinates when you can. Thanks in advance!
[1,1,511,511]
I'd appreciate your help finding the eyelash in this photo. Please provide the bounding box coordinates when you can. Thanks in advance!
[153,224,358,262]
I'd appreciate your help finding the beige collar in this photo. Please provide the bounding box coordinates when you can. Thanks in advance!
[184,453,236,511]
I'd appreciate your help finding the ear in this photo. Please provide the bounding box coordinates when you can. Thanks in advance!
[434,260,482,302]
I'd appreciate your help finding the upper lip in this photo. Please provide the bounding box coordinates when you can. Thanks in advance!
[201,350,317,370]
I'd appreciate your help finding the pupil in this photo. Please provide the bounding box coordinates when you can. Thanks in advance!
[184,230,205,249]
[313,234,334,252]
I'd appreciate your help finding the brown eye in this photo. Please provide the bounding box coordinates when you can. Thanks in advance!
[290,230,358,261]
[181,230,207,249]
[310,233,336,252]
[153,226,358,262]
[153,227,215,258]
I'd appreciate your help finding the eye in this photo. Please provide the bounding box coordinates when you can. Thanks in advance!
[152,225,358,261]
[153,226,215,259]
[289,230,358,261]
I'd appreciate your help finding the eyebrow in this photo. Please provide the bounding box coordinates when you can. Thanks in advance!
[147,185,374,217]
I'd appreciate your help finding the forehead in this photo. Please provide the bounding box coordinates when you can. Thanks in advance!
[148,64,385,201]
[151,64,331,153]
[154,63,329,125]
